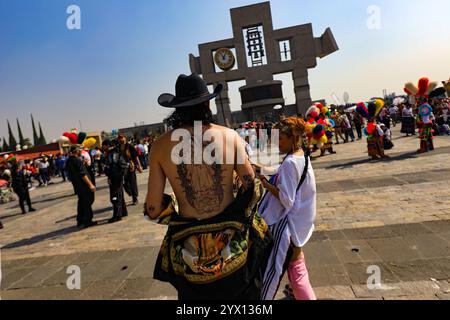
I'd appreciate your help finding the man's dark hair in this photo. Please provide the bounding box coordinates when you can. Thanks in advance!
[164,102,214,129]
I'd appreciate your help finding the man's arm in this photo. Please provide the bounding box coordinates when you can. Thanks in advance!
[77,158,96,192]
[144,142,166,219]
[234,132,255,190]
[82,175,96,192]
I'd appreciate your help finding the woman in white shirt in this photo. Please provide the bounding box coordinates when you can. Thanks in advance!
[256,117,316,300]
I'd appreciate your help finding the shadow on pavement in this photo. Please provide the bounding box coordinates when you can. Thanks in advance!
[326,151,422,169]
[55,206,113,224]
[2,225,82,249]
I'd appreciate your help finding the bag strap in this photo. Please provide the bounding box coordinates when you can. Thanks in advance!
[296,155,309,193]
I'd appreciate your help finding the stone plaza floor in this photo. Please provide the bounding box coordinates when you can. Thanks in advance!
[1,125,450,300]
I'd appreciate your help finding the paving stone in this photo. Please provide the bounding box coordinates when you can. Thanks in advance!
[385,260,444,282]
[11,253,81,289]
[1,285,84,300]
[429,257,450,279]
[367,237,422,262]
[42,262,89,287]
[388,223,434,236]
[401,234,450,259]
[313,285,356,300]
[100,258,142,282]
[80,280,124,300]
[436,292,450,300]
[112,278,155,300]
[303,241,340,267]
[345,262,400,285]
[325,230,347,240]
[309,231,328,242]
[331,240,363,264]
[96,249,128,262]
[422,220,450,234]
[383,295,439,300]
[146,279,178,300]
[1,266,37,290]
[308,265,350,287]
[350,281,440,299]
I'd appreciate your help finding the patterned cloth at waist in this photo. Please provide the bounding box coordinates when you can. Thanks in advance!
[153,180,273,297]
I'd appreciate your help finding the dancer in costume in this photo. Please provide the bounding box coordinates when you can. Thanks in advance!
[258,117,317,301]
[318,106,336,156]
[357,100,388,160]
[417,104,434,153]
[403,77,447,152]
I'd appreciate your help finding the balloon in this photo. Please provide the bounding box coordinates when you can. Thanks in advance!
[77,132,87,144]
[328,119,335,128]
[373,99,385,117]
[59,136,70,144]
[356,102,369,119]
[83,137,97,149]
[404,82,418,96]
[426,82,438,96]
[63,132,78,144]
[306,106,321,118]
[314,103,324,110]
[321,106,329,115]
[417,77,429,97]
[312,124,324,136]
[320,135,328,144]
[366,122,376,135]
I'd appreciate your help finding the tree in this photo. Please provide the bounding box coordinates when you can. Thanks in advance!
[2,136,9,152]
[38,122,47,145]
[22,138,33,149]
[17,118,26,147]
[31,114,39,146]
[7,120,17,150]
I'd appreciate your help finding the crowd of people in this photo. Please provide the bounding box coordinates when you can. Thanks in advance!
[0,135,155,229]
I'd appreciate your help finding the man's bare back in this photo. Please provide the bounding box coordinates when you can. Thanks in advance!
[145,123,254,220]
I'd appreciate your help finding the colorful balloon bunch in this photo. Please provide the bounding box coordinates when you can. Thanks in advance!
[404,77,446,100]
[59,131,96,149]
[305,103,335,148]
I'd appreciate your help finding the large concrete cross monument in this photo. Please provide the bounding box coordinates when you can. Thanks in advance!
[189,1,339,125]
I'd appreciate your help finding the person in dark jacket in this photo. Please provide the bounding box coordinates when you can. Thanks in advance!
[102,139,128,223]
[66,145,97,229]
[10,159,36,214]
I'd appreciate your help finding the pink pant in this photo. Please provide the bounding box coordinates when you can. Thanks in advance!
[287,252,317,300]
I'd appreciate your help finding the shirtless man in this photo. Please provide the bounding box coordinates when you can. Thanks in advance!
[144,74,267,300]
[144,74,254,220]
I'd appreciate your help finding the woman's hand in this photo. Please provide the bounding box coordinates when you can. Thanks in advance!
[257,173,280,200]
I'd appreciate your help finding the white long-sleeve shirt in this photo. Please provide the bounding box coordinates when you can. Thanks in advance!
[259,154,316,248]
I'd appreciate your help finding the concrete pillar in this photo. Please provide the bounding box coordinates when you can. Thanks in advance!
[292,68,312,116]
[214,82,233,127]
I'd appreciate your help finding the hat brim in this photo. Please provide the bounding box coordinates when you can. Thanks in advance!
[158,84,223,108]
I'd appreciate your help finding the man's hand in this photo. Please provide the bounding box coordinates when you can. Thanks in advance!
[90,185,96,193]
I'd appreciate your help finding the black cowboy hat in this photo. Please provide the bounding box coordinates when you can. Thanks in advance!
[158,73,223,108]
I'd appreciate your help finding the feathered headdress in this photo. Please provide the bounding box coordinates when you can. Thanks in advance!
[404,77,438,98]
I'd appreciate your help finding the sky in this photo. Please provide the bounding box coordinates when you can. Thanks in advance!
[0,0,449,143]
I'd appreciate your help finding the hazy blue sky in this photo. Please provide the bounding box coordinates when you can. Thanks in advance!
[1,0,449,142]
